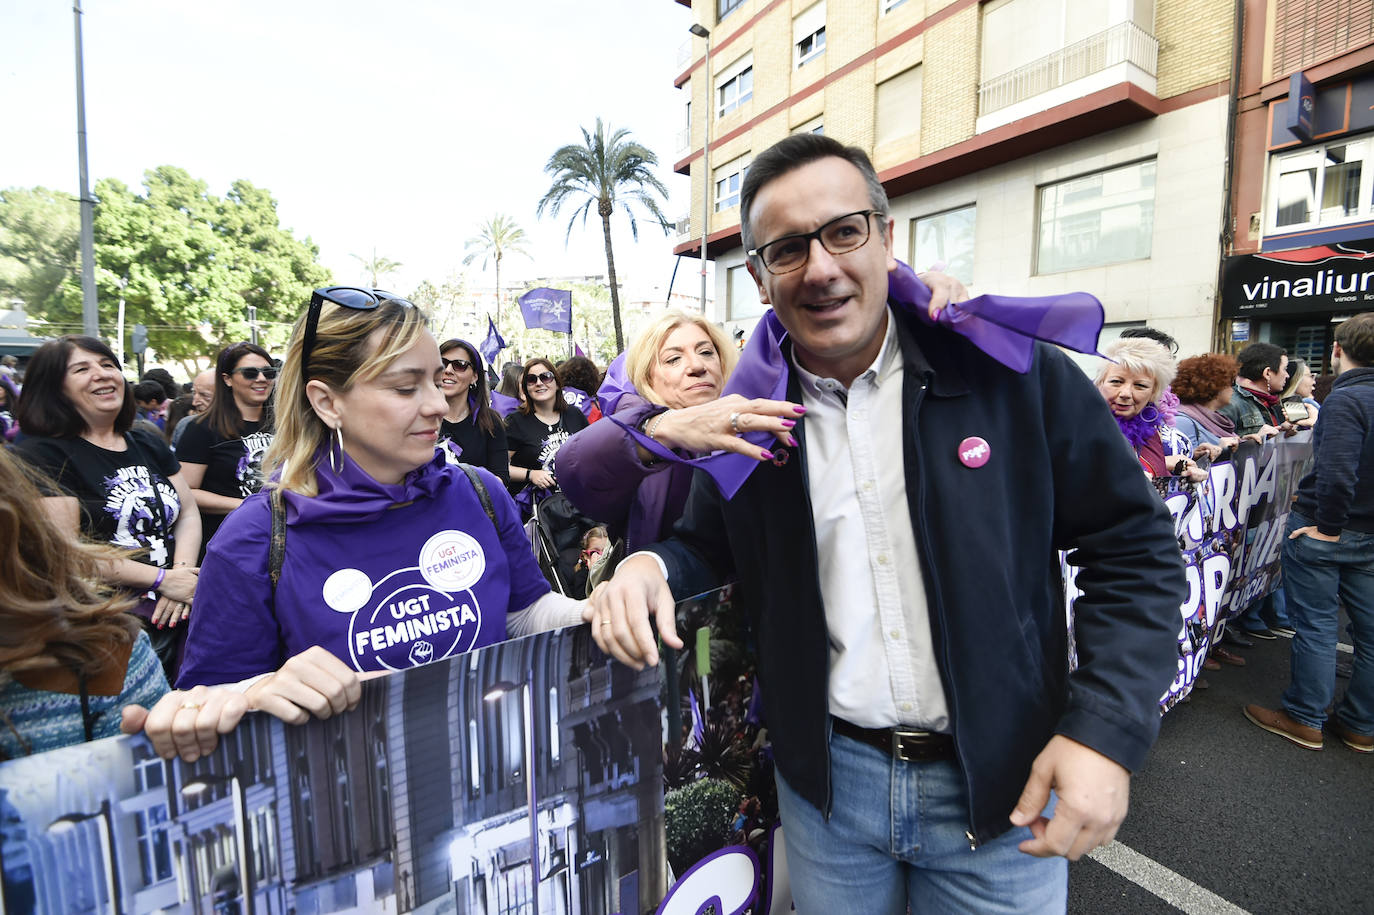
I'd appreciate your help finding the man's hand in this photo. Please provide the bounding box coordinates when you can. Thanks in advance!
[916,267,970,320]
[1010,735,1130,861]
[1289,525,1340,543]
[243,646,362,725]
[587,554,681,669]
[121,685,247,762]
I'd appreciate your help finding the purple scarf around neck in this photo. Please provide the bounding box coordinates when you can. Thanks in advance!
[1177,402,1235,440]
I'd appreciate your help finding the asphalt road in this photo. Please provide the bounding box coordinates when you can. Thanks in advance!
[1068,630,1373,914]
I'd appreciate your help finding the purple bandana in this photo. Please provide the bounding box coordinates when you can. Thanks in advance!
[601,260,1105,499]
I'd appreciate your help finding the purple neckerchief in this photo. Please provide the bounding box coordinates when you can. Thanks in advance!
[598,354,635,415]
[282,446,454,525]
[490,390,521,418]
[606,260,1106,499]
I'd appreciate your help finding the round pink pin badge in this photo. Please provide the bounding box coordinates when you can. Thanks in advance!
[957,436,991,468]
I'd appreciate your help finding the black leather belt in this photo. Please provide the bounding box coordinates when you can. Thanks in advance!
[832,717,955,762]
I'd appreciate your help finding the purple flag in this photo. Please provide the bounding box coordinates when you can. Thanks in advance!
[490,390,521,418]
[479,316,506,367]
[602,259,1106,500]
[517,287,573,333]
[575,343,587,358]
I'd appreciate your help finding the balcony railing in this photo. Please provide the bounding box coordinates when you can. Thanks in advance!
[678,39,691,71]
[978,21,1159,116]
[676,126,691,152]
[673,215,691,242]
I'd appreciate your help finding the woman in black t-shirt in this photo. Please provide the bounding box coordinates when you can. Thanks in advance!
[436,338,509,483]
[177,342,277,552]
[13,336,201,678]
[505,356,589,499]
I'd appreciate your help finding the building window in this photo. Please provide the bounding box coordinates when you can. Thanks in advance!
[718,0,745,21]
[1037,159,1155,274]
[794,3,826,68]
[1268,137,1371,233]
[133,748,165,793]
[912,205,976,285]
[717,55,753,118]
[715,158,748,212]
[882,0,909,11]
[792,116,824,135]
[547,687,560,762]
[135,805,173,886]
[727,264,764,321]
[875,66,922,146]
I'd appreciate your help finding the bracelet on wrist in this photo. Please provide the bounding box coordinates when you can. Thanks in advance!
[151,567,167,593]
[645,410,669,442]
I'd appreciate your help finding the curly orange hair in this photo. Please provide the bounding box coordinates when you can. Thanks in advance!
[1172,354,1239,405]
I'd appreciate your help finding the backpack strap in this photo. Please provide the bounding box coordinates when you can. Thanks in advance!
[455,463,499,531]
[269,487,287,597]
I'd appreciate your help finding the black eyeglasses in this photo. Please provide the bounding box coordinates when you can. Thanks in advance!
[748,209,884,275]
[301,286,414,384]
[231,366,278,381]
[442,357,474,372]
[525,371,556,386]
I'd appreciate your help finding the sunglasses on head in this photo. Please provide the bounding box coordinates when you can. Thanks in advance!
[231,366,278,381]
[525,371,556,386]
[442,357,474,372]
[301,286,415,384]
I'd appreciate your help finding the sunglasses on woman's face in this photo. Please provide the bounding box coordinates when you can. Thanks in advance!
[525,371,556,387]
[442,357,474,372]
[231,366,278,381]
[301,286,414,385]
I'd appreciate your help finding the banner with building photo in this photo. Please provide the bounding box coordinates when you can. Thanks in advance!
[0,626,665,915]
[1064,435,1313,712]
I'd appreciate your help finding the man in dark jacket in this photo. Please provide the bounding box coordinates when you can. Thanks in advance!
[1245,313,1374,753]
[589,134,1183,911]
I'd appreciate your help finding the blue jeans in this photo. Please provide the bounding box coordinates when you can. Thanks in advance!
[1280,512,1374,734]
[775,727,1067,914]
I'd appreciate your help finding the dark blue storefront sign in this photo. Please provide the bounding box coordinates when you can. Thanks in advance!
[1223,238,1374,317]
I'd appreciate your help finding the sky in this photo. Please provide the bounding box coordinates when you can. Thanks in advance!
[1,0,710,309]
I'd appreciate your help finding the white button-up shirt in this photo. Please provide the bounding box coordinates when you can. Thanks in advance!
[792,309,951,732]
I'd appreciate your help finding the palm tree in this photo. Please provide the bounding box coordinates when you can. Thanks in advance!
[462,214,530,327]
[537,118,669,353]
[351,247,403,287]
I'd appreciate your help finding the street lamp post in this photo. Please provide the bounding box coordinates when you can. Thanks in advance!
[689,23,712,313]
[181,774,254,915]
[485,674,539,915]
[72,0,98,338]
[48,799,122,914]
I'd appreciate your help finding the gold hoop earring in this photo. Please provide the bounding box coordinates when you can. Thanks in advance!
[329,425,344,475]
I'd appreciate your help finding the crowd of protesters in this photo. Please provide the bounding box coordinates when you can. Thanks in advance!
[1,284,1368,774]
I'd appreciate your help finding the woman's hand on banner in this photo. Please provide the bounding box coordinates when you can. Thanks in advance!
[244,646,362,725]
[588,554,681,669]
[122,685,248,762]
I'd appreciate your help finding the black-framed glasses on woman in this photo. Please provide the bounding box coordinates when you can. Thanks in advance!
[441,357,474,372]
[301,287,414,384]
[748,209,885,276]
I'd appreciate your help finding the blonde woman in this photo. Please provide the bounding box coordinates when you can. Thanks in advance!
[559,310,799,552]
[1095,338,1205,482]
[177,287,586,721]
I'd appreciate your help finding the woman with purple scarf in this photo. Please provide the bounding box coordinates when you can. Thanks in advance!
[177,289,586,722]
[1172,354,1243,455]
[1095,338,1207,482]
[558,310,799,555]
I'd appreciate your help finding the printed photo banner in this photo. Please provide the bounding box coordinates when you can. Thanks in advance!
[0,627,664,915]
[1064,434,1314,712]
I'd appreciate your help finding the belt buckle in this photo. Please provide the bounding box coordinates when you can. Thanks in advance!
[891,727,929,762]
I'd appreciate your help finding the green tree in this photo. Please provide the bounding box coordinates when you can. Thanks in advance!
[351,247,403,287]
[537,118,669,353]
[0,187,80,317]
[5,167,333,363]
[408,272,469,341]
[462,214,530,328]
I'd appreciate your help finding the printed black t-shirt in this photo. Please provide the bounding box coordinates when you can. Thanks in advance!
[504,407,589,489]
[175,416,274,547]
[15,429,182,568]
[438,414,510,484]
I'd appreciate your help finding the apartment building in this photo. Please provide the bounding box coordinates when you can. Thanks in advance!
[1225,0,1374,372]
[672,0,1237,357]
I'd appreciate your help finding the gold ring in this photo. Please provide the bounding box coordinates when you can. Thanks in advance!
[600,620,612,627]
[180,701,203,711]
[729,411,743,434]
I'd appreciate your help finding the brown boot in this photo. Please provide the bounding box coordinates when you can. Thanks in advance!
[1243,705,1323,750]
[1330,720,1374,754]
[1213,646,1247,667]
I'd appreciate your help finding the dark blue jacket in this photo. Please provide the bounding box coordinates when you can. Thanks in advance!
[1294,367,1374,536]
[650,308,1184,844]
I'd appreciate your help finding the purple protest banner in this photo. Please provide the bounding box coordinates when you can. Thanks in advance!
[518,287,573,334]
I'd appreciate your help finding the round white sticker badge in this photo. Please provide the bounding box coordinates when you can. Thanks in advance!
[322,568,374,614]
[419,530,486,592]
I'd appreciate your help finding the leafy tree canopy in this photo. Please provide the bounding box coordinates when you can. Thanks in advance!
[0,167,332,364]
